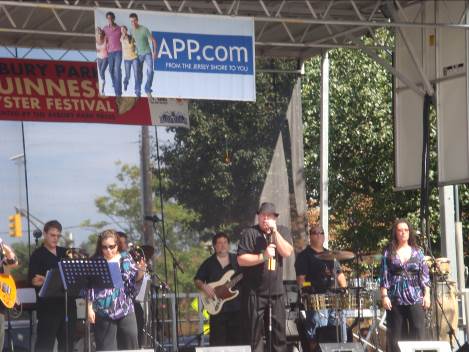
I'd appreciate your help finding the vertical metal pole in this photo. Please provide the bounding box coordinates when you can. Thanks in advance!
[171,293,177,352]
[141,126,154,247]
[154,126,168,284]
[154,126,171,349]
[438,186,457,281]
[320,50,330,246]
[464,3,469,338]
[14,45,31,256]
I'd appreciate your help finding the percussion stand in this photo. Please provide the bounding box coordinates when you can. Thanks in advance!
[354,254,362,344]
[429,259,461,349]
[332,258,347,343]
[150,275,167,352]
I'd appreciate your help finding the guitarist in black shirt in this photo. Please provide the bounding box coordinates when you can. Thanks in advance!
[194,232,241,346]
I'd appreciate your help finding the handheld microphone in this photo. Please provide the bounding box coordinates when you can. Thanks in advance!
[267,233,276,271]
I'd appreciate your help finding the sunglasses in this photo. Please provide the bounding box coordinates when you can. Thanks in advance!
[310,231,324,236]
[102,244,117,251]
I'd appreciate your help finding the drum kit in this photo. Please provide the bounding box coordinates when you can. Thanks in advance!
[298,249,382,347]
[301,250,381,314]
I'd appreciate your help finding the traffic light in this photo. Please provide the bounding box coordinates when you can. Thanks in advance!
[8,213,22,237]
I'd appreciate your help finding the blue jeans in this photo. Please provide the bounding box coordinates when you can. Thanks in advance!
[304,309,336,340]
[136,53,154,96]
[123,59,139,94]
[108,50,122,96]
[97,57,109,81]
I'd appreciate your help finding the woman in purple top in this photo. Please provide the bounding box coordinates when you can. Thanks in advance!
[87,229,144,350]
[380,218,430,352]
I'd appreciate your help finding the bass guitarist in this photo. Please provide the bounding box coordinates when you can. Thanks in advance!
[0,238,18,350]
[194,232,241,346]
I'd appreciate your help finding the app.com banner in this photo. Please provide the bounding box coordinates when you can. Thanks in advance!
[94,8,255,101]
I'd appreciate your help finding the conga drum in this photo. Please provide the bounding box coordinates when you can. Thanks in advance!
[431,281,458,342]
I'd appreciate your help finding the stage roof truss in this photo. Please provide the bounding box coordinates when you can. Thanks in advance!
[1,0,461,60]
[0,0,467,89]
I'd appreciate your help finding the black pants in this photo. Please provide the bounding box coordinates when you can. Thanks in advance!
[241,293,286,352]
[94,312,138,351]
[209,310,242,346]
[35,303,76,352]
[386,304,426,352]
[134,301,145,347]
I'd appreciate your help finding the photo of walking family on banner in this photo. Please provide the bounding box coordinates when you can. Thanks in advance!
[95,11,156,98]
[94,8,256,101]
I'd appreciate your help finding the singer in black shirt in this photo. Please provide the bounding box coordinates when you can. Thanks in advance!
[237,202,293,352]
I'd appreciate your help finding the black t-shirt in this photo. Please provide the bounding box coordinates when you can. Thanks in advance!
[237,224,292,296]
[295,246,335,293]
[28,245,69,306]
[194,252,240,313]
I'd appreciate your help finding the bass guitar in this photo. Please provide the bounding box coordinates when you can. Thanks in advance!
[200,270,243,315]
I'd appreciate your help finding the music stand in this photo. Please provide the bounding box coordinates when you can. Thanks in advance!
[57,258,123,352]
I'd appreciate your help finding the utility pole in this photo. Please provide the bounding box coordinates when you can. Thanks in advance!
[141,126,154,247]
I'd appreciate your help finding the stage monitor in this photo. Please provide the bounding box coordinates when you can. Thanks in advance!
[196,346,251,352]
[319,342,364,352]
[397,341,451,352]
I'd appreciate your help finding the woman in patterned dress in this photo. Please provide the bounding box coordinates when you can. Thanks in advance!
[87,229,144,350]
[380,218,431,352]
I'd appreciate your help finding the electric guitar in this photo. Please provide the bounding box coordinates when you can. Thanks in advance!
[200,270,243,315]
[0,274,16,309]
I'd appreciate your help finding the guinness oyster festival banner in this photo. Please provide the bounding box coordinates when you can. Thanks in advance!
[0,58,189,127]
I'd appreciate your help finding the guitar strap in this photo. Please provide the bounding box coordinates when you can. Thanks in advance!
[228,253,237,272]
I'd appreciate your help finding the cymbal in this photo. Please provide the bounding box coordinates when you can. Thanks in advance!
[315,250,355,261]
[141,245,155,259]
[358,253,382,264]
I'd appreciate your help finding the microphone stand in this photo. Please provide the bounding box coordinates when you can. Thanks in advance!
[421,231,461,348]
[149,218,184,352]
[149,266,169,352]
[267,233,274,352]
[427,254,461,348]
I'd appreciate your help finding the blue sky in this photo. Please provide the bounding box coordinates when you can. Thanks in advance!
[0,120,172,248]
[0,48,173,248]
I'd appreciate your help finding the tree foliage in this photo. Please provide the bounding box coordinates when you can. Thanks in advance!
[161,60,299,236]
[83,161,205,291]
[302,29,440,253]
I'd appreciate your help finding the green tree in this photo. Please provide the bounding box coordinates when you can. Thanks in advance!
[302,29,440,252]
[10,241,31,284]
[162,59,299,236]
[84,161,206,291]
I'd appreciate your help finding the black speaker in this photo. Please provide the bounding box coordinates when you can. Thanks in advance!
[316,326,352,343]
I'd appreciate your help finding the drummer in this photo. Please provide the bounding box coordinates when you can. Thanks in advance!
[295,225,347,351]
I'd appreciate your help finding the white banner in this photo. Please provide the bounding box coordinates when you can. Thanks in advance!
[149,98,189,128]
[94,9,256,101]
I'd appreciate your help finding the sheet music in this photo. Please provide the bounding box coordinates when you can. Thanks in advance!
[38,268,63,298]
